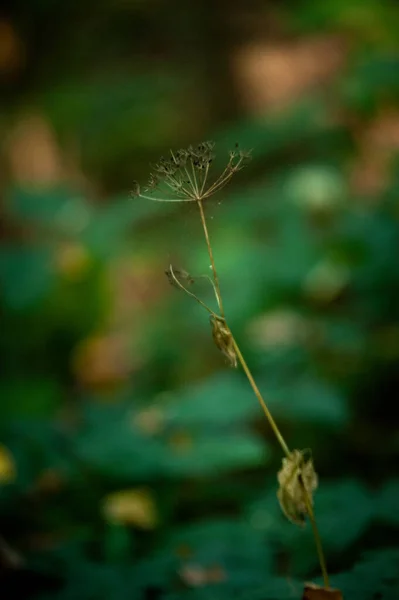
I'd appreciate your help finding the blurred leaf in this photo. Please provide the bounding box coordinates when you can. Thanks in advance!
[0,246,54,308]
[289,479,375,574]
[75,405,165,480]
[342,55,399,112]
[0,379,61,419]
[246,479,375,575]
[375,479,399,526]
[165,432,268,476]
[165,519,274,590]
[311,480,374,552]
[5,187,92,234]
[213,98,333,166]
[257,375,349,426]
[332,548,399,600]
[166,372,259,427]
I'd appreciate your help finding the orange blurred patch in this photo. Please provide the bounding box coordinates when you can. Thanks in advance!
[6,113,65,186]
[233,35,346,114]
[351,109,399,197]
[72,333,132,390]
[0,19,24,77]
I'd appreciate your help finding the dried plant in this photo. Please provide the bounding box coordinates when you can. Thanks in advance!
[133,142,332,592]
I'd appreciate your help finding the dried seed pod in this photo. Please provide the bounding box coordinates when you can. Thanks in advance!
[277,450,318,526]
[165,267,195,289]
[210,316,237,368]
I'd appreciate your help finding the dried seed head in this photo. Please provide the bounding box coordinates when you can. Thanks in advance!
[165,267,195,289]
[134,141,250,203]
[277,450,318,526]
[210,316,237,368]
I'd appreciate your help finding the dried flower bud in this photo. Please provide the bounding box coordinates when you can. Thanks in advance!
[210,316,237,368]
[165,267,195,289]
[277,450,318,526]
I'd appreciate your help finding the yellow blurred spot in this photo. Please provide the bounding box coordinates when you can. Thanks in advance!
[133,407,165,435]
[56,243,92,281]
[0,445,15,483]
[103,488,158,529]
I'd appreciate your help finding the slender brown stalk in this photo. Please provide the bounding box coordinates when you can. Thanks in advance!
[232,337,291,458]
[197,198,225,319]
[137,141,332,591]
[301,479,330,589]
[196,196,330,589]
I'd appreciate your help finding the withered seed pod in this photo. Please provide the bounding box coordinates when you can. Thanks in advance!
[210,316,237,368]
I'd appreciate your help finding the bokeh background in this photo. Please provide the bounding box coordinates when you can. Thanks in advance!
[1,1,399,598]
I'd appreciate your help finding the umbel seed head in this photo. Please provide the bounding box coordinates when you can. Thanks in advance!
[131,141,251,203]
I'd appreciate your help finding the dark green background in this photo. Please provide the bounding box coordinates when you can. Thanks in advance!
[1,1,399,598]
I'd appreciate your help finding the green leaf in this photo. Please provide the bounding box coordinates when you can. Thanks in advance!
[165,432,268,476]
[166,372,259,427]
[165,519,273,588]
[375,479,399,525]
[332,548,399,600]
[257,375,349,426]
[75,406,165,480]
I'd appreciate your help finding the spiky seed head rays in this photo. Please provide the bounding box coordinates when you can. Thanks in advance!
[131,141,251,203]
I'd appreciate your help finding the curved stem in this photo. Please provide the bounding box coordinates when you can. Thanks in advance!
[168,265,218,317]
[139,193,195,203]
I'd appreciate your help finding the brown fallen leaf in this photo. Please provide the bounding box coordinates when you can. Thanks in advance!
[303,582,343,600]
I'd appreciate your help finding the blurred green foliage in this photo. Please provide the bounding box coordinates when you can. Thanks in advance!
[1,0,399,598]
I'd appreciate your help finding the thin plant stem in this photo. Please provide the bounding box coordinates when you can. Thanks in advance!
[141,143,331,589]
[191,160,200,196]
[195,197,329,588]
[234,333,330,588]
[197,198,225,319]
[139,193,194,203]
[231,337,291,458]
[168,265,218,317]
[200,162,210,196]
[300,478,330,589]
